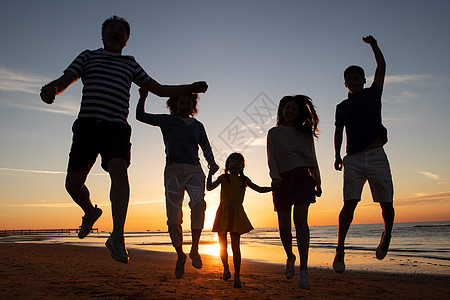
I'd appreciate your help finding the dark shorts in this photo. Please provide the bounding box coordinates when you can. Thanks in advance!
[272,167,316,211]
[67,118,132,172]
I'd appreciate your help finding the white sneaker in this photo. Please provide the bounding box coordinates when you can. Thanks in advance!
[299,270,310,289]
[105,235,129,263]
[333,251,345,273]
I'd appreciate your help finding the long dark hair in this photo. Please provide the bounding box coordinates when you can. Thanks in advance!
[276,95,319,138]
[224,152,247,188]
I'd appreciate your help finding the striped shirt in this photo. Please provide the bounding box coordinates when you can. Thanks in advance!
[267,126,318,180]
[65,48,151,123]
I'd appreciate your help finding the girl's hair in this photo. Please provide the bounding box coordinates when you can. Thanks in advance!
[102,16,130,38]
[276,95,320,138]
[166,93,199,116]
[224,152,247,188]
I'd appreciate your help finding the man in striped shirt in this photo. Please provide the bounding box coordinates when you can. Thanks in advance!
[40,16,208,264]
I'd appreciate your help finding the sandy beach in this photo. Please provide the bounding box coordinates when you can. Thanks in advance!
[0,243,449,299]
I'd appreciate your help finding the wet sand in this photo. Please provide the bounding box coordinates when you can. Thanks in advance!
[0,243,448,299]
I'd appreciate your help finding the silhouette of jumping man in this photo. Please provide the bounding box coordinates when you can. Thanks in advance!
[332,36,394,273]
[40,16,208,264]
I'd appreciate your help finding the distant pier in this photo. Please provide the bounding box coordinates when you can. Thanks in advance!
[0,228,98,236]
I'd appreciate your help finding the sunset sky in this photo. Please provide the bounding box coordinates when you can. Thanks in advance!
[1,0,449,232]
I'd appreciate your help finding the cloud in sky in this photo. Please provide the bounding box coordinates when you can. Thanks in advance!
[0,67,49,94]
[417,171,441,181]
[1,98,78,116]
[0,167,105,176]
[4,202,77,208]
[0,66,79,115]
[394,191,450,206]
[366,74,428,84]
[384,74,428,84]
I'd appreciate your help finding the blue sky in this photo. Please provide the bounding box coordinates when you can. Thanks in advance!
[1,0,449,230]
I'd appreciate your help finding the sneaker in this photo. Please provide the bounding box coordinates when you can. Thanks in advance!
[105,235,129,264]
[78,205,102,239]
[285,254,296,279]
[299,270,310,290]
[175,253,187,279]
[376,231,391,260]
[333,251,345,273]
[189,251,202,269]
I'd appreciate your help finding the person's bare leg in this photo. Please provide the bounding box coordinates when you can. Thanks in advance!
[218,233,231,280]
[380,202,395,239]
[107,158,129,238]
[103,158,130,263]
[376,202,395,259]
[277,208,294,259]
[65,168,93,214]
[66,168,103,239]
[278,207,296,279]
[189,229,203,268]
[293,204,310,271]
[230,233,241,282]
[336,200,358,253]
[191,229,202,254]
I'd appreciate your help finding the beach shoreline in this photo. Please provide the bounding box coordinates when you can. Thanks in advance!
[1,243,449,299]
[3,224,449,276]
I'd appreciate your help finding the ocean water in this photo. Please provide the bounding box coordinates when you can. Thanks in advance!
[1,221,449,275]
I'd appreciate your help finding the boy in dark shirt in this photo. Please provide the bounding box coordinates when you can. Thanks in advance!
[333,36,394,273]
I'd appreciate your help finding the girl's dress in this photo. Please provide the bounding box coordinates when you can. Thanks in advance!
[212,174,253,234]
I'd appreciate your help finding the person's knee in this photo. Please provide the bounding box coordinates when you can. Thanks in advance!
[190,200,207,215]
[167,217,182,229]
[65,171,87,195]
[65,177,76,194]
[342,200,358,211]
[380,202,395,214]
[107,158,128,180]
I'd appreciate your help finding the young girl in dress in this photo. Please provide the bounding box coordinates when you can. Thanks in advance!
[207,152,272,288]
[267,95,322,289]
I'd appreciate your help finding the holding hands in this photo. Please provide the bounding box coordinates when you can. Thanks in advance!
[191,81,208,94]
[139,87,149,102]
[271,178,282,190]
[208,162,220,175]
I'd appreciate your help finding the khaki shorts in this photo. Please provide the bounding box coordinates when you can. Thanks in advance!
[343,147,393,202]
[164,163,206,248]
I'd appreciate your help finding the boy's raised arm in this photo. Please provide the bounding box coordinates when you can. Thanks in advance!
[140,78,208,98]
[363,35,386,89]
